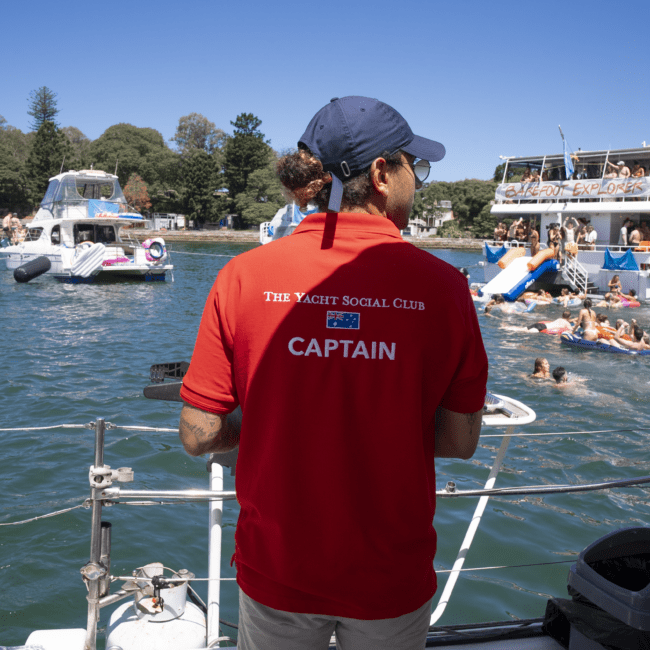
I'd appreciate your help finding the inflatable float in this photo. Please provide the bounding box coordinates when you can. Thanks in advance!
[552,297,582,307]
[619,296,641,308]
[560,333,650,356]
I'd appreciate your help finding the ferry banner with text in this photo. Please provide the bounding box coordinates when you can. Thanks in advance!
[496,178,650,201]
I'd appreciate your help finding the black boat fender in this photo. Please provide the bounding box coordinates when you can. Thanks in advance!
[14,256,51,283]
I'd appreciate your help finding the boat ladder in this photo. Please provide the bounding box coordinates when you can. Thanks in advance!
[562,255,591,295]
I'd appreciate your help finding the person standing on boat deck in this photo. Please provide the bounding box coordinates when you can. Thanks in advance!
[2,212,11,239]
[178,96,488,650]
[619,218,633,248]
[584,224,597,250]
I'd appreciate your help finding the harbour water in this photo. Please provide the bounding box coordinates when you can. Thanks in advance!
[1,243,649,647]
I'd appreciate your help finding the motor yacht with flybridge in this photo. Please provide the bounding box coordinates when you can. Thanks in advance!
[0,169,173,283]
[483,145,650,301]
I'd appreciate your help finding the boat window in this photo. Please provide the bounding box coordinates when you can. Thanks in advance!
[24,228,43,242]
[40,180,60,209]
[51,225,61,245]
[76,179,115,200]
[74,224,95,244]
[95,225,116,244]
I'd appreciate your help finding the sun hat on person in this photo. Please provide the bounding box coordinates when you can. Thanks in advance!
[617,161,626,165]
[298,96,446,211]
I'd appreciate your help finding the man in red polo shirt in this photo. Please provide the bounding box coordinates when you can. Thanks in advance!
[179,96,488,649]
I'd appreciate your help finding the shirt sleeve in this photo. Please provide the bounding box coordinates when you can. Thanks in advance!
[180,267,240,414]
[439,286,488,414]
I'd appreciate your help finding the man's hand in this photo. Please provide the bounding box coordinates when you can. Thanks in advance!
[434,406,482,459]
[179,403,242,456]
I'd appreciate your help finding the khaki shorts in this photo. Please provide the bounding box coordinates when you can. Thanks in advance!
[237,589,433,650]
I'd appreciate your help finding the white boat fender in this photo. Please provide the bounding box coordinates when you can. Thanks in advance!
[142,238,167,262]
[13,255,51,283]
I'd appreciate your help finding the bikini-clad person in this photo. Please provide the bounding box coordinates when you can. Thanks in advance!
[572,298,599,341]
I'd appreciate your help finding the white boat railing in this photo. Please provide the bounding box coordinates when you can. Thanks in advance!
[5,414,650,648]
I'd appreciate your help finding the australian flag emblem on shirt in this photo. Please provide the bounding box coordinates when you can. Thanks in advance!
[326,311,360,330]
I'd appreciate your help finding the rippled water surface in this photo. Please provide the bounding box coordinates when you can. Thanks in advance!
[1,244,649,646]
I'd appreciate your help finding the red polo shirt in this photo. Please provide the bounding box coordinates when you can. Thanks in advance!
[181,212,488,619]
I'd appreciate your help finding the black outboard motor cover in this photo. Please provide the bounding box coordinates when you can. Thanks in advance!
[14,256,51,283]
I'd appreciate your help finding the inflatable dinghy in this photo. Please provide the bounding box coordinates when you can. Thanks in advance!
[560,333,650,356]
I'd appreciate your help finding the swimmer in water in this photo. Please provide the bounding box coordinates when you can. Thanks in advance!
[573,298,599,341]
[485,294,516,314]
[552,367,568,384]
[531,357,551,379]
[528,310,573,333]
[615,326,650,351]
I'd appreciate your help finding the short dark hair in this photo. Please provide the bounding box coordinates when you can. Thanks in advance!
[552,367,567,383]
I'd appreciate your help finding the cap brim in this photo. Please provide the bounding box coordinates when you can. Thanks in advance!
[402,134,446,162]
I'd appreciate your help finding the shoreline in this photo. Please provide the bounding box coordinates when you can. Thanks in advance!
[132,229,485,251]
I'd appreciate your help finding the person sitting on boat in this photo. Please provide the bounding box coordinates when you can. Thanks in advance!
[2,212,11,238]
[573,298,599,341]
[615,325,650,351]
[607,275,623,297]
[530,169,540,183]
[177,95,488,649]
[531,357,551,378]
[521,167,533,183]
[552,367,568,384]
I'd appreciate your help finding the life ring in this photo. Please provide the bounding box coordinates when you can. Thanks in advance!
[497,247,526,269]
[142,237,167,262]
[527,247,555,271]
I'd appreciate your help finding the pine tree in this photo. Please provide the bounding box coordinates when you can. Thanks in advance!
[222,113,273,225]
[183,150,216,227]
[27,87,59,130]
[26,121,74,202]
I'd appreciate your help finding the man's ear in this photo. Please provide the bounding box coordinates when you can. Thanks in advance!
[369,157,390,198]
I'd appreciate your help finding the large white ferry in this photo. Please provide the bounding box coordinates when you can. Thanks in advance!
[0,169,173,283]
[484,146,650,301]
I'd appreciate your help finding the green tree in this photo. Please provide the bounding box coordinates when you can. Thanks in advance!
[0,115,6,130]
[27,86,59,130]
[182,150,216,226]
[470,202,498,238]
[62,126,92,169]
[172,113,226,159]
[123,173,152,214]
[90,124,181,209]
[493,162,522,183]
[0,139,30,212]
[420,179,497,232]
[234,151,286,227]
[26,121,74,203]
[222,113,273,225]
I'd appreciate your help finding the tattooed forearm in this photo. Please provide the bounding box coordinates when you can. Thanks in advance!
[179,404,241,456]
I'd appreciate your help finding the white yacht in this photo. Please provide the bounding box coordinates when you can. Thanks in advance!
[484,146,650,300]
[0,169,172,283]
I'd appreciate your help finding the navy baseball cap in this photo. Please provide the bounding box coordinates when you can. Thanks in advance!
[298,96,445,211]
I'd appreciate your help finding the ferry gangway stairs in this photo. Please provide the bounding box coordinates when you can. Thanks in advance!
[561,255,595,295]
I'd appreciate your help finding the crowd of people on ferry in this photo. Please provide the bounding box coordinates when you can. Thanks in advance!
[518,159,648,183]
[493,217,650,266]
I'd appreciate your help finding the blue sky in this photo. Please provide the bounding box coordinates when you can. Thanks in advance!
[2,0,649,182]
